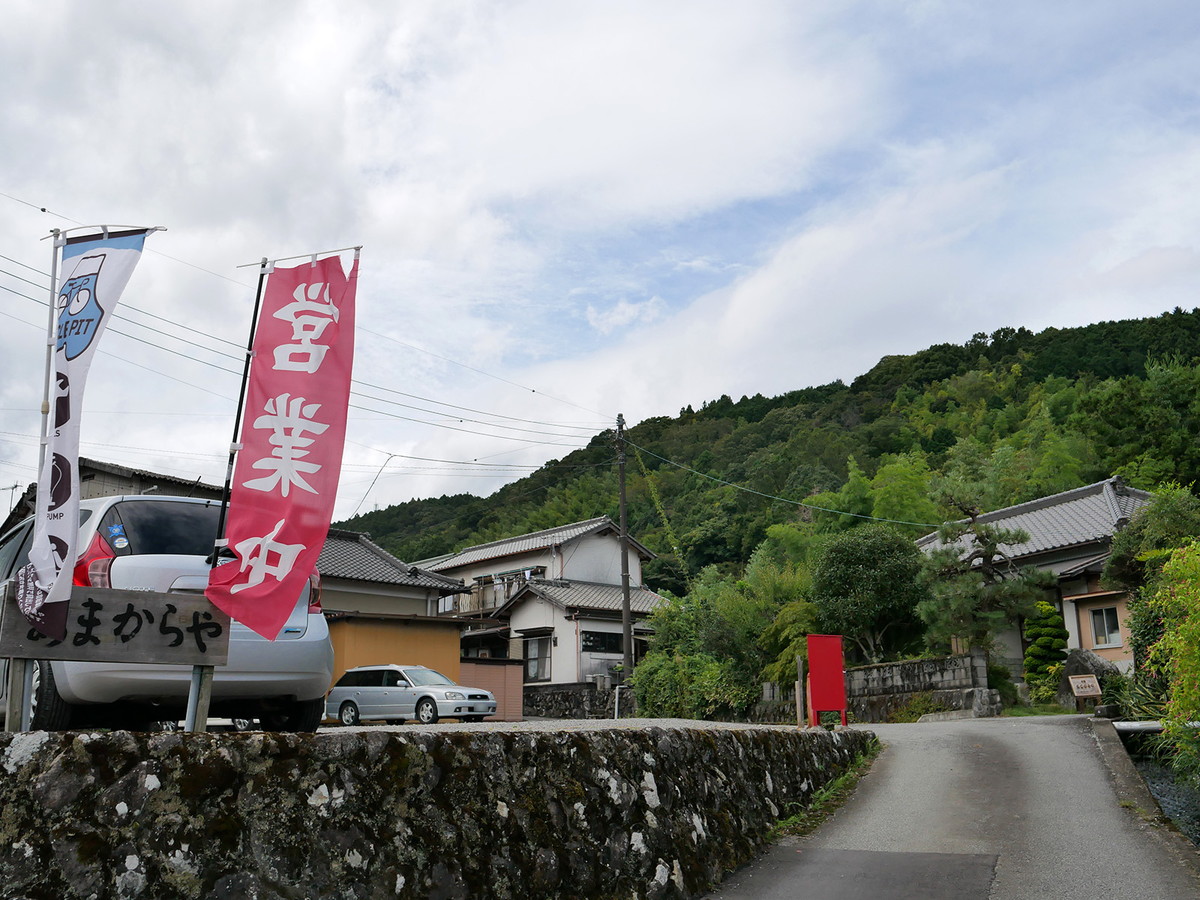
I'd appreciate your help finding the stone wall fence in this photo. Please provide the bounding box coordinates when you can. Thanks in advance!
[750,651,1003,724]
[845,650,1000,721]
[523,678,638,719]
[0,722,873,899]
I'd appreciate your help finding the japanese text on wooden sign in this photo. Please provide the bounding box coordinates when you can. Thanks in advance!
[0,585,230,666]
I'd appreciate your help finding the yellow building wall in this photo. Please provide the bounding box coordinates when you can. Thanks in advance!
[328,619,463,686]
[1072,593,1133,665]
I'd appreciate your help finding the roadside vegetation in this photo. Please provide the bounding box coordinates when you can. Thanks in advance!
[1099,485,1200,785]
[771,738,882,839]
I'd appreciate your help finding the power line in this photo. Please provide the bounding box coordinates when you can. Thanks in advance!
[624,440,943,529]
[1,275,611,444]
[358,323,613,420]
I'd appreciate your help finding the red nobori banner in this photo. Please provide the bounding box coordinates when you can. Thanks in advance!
[206,255,358,639]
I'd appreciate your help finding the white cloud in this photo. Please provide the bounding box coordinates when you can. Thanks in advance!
[585,296,666,336]
[1,0,1199,519]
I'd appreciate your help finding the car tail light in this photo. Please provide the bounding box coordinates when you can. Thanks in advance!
[74,532,116,588]
[308,570,323,614]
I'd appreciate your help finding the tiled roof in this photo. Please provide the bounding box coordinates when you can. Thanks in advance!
[318,529,468,592]
[81,457,224,495]
[507,579,667,615]
[425,516,655,571]
[917,477,1151,561]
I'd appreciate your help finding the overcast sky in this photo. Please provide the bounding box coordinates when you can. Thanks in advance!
[2,1,1198,523]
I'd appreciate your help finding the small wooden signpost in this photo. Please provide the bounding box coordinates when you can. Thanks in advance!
[0,583,230,731]
[1068,673,1102,713]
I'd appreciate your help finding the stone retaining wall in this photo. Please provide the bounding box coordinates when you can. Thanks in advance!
[523,681,639,719]
[846,651,999,722]
[0,723,872,899]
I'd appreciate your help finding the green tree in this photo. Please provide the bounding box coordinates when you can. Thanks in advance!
[1142,542,1200,784]
[869,452,941,534]
[917,496,1054,655]
[1102,482,1200,593]
[1101,482,1200,675]
[1022,600,1069,703]
[631,552,802,719]
[809,524,928,663]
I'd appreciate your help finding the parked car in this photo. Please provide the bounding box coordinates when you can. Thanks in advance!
[326,664,496,725]
[0,495,334,732]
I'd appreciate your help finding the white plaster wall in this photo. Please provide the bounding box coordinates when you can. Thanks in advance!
[509,596,577,684]
[439,534,645,589]
[559,535,644,585]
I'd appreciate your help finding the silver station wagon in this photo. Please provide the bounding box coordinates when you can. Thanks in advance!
[326,664,496,725]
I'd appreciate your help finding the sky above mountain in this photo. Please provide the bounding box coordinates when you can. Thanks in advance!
[2,1,1198,520]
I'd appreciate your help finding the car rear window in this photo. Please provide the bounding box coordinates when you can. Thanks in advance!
[101,500,221,556]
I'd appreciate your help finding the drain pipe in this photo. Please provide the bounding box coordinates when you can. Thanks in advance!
[613,683,623,720]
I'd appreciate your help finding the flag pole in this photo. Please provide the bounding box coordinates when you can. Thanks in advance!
[212,257,271,555]
[3,229,65,732]
[189,257,270,733]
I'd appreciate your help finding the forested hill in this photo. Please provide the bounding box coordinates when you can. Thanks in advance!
[339,308,1200,591]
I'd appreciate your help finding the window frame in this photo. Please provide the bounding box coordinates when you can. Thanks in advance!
[525,636,552,683]
[1090,606,1122,648]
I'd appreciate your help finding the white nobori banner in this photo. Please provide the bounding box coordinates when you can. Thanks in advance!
[20,228,155,639]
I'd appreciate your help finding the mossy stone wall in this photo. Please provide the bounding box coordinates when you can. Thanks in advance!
[0,723,872,899]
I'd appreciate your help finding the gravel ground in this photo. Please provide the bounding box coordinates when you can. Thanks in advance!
[1134,758,1200,847]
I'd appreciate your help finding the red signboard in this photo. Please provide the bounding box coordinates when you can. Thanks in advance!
[206,256,358,639]
[806,633,847,726]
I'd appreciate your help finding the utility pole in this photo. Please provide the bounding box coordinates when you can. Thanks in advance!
[616,414,633,679]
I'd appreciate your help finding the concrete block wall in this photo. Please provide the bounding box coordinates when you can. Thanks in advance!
[0,723,873,899]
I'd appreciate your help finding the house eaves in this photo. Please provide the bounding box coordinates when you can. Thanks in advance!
[495,578,666,618]
[318,529,469,593]
[424,516,657,572]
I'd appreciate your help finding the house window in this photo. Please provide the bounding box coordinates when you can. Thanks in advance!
[438,594,456,614]
[580,630,623,654]
[525,636,552,682]
[1091,607,1122,648]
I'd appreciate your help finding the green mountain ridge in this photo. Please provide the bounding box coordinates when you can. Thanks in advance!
[340,307,1200,591]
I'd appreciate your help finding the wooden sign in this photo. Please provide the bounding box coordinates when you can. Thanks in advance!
[0,586,230,666]
[1068,674,1102,698]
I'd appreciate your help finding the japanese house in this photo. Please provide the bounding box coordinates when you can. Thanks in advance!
[917,477,1151,672]
[418,516,667,685]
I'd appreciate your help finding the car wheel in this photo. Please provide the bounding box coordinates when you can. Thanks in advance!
[231,718,257,731]
[339,701,361,726]
[416,698,439,725]
[29,660,75,731]
[260,697,325,733]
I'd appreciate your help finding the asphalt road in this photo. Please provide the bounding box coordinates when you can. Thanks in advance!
[706,715,1200,900]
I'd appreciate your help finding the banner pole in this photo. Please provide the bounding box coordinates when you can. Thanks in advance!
[193,257,270,733]
[212,258,270,553]
[9,229,66,731]
[23,231,65,728]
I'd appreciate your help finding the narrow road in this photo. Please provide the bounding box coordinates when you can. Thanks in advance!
[706,715,1200,899]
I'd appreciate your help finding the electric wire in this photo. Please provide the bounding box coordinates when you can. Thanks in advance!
[2,279,604,449]
[624,440,943,529]
[1,274,610,441]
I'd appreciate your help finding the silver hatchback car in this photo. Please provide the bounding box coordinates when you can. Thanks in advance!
[0,495,334,731]
[326,664,497,725]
